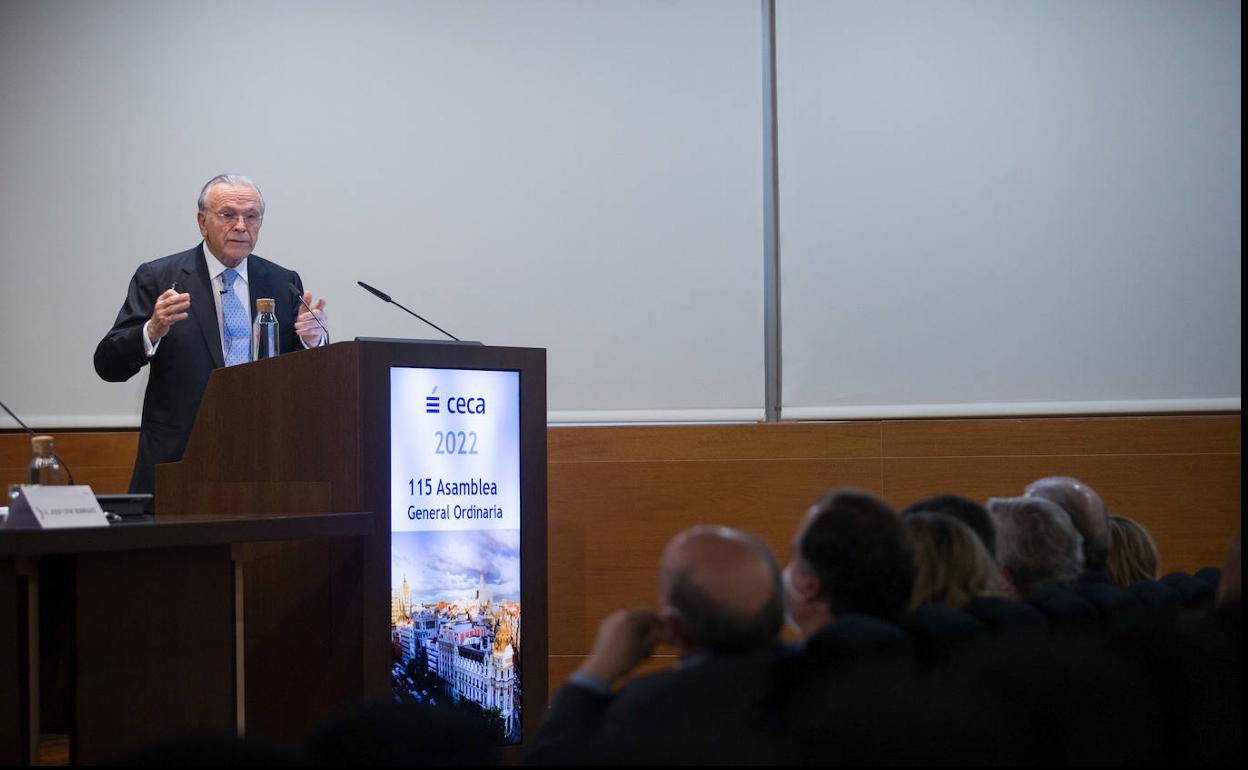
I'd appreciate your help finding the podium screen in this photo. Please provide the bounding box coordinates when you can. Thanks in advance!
[389,366,523,743]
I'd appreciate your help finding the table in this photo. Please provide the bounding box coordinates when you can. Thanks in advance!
[1,512,371,765]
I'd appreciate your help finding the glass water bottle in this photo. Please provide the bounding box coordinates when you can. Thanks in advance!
[29,435,65,485]
[252,297,279,360]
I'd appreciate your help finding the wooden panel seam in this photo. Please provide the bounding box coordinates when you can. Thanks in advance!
[549,456,893,465]
[878,451,1241,460]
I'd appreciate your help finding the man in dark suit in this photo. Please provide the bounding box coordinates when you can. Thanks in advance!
[94,174,327,494]
[781,489,918,639]
[525,525,790,764]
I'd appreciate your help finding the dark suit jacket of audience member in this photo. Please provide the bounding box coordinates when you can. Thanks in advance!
[779,612,918,719]
[1160,572,1217,609]
[524,644,795,765]
[782,614,1032,764]
[94,244,305,493]
[903,604,988,665]
[796,612,915,667]
[1027,585,1100,634]
[1078,568,1113,587]
[964,595,1048,634]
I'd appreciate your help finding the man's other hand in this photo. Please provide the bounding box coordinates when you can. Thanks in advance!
[295,291,327,348]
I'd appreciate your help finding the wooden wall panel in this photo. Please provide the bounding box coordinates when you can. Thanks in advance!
[549,422,881,462]
[546,413,1240,693]
[882,415,1240,457]
[548,457,881,654]
[881,454,1240,574]
[5,415,1241,701]
[0,432,137,494]
[0,432,138,468]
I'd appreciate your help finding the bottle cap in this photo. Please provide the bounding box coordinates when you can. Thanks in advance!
[32,435,54,455]
[256,298,276,313]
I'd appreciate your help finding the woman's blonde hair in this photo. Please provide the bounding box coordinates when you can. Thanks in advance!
[1106,515,1160,587]
[906,512,1006,609]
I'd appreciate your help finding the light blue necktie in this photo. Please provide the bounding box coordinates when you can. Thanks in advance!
[221,268,250,366]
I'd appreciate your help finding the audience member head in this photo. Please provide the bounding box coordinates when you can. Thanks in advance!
[1105,514,1160,587]
[658,525,784,656]
[1024,476,1110,573]
[906,512,1006,609]
[901,494,997,557]
[987,496,1084,596]
[783,489,916,638]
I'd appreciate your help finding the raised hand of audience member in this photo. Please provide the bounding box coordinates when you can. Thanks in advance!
[576,609,664,687]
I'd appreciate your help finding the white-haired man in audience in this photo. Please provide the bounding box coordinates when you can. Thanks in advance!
[987,496,1085,597]
[1024,476,1112,584]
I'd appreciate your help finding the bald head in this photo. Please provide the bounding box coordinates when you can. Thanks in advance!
[1024,477,1110,572]
[659,526,783,654]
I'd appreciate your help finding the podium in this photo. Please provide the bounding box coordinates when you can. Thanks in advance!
[1,339,547,763]
[160,339,548,745]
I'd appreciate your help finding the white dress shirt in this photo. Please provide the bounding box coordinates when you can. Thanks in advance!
[204,246,251,359]
[144,243,250,359]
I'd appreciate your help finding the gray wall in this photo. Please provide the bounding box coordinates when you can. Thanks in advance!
[0,0,1239,428]
[0,0,766,426]
[778,0,1241,417]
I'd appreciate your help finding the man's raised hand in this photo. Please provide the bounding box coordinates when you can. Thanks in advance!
[148,288,190,343]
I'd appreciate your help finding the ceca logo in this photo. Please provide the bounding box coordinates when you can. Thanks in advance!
[425,386,488,415]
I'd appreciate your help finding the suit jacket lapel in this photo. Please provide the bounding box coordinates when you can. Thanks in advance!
[184,243,225,369]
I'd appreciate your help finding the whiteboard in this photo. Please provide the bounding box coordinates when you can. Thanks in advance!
[0,0,766,428]
[776,0,1241,418]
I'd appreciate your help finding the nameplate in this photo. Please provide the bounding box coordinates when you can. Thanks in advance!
[3,485,108,529]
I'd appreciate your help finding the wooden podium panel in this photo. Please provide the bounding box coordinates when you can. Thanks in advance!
[159,343,363,518]
[0,557,26,765]
[74,545,236,764]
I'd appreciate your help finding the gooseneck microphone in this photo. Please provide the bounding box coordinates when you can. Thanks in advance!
[356,281,461,342]
[288,282,331,344]
[0,398,77,485]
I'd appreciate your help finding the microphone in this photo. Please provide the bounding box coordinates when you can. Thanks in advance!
[357,281,461,342]
[0,398,77,485]
[288,282,331,345]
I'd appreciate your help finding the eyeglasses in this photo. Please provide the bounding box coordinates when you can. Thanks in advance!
[211,209,263,227]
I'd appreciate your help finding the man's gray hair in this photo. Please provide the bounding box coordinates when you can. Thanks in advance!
[1024,476,1110,572]
[198,174,265,214]
[987,496,1085,595]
